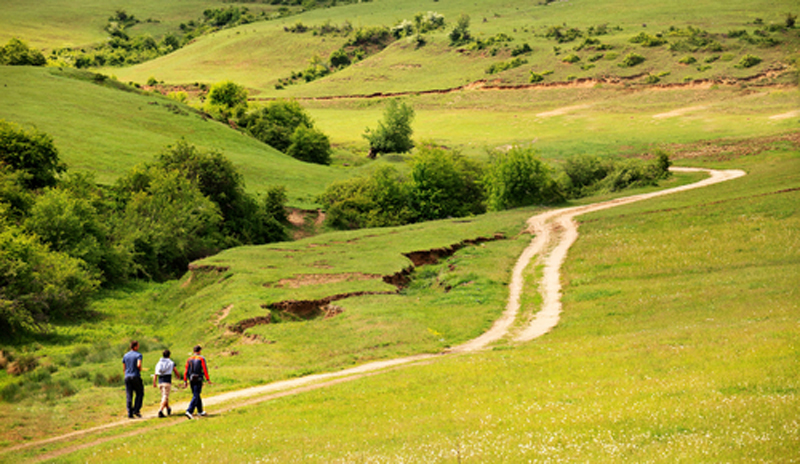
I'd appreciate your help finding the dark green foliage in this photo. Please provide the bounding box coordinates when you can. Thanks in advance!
[559,151,672,197]
[619,52,646,67]
[23,184,133,285]
[0,120,66,190]
[264,185,289,224]
[319,166,413,230]
[678,55,697,64]
[409,145,486,221]
[544,25,583,43]
[511,43,533,56]
[346,26,392,47]
[287,125,332,165]
[737,54,762,68]
[630,32,667,47]
[486,57,528,74]
[449,14,472,45]
[0,166,34,222]
[560,154,613,198]
[115,168,223,281]
[484,146,563,211]
[562,53,581,63]
[0,38,46,66]
[329,48,351,68]
[206,81,248,120]
[786,13,797,28]
[529,71,545,83]
[240,100,314,152]
[364,100,415,158]
[0,226,100,334]
[154,141,286,245]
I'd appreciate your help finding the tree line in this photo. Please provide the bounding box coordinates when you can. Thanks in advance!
[0,120,288,336]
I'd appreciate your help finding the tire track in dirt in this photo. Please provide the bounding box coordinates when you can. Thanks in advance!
[8,167,745,463]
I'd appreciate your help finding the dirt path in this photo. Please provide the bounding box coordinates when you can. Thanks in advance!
[8,167,745,462]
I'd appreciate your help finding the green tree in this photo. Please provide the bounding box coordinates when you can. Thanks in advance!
[448,14,472,45]
[116,169,223,280]
[363,99,415,158]
[484,146,563,211]
[0,38,46,66]
[0,165,34,223]
[287,125,332,165]
[409,144,485,221]
[240,100,314,152]
[0,226,100,335]
[0,120,66,189]
[206,80,248,119]
[319,166,412,230]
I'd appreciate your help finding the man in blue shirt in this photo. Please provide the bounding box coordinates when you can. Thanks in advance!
[122,340,144,419]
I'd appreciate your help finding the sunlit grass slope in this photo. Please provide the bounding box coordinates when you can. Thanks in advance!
[55,149,800,463]
[109,0,799,95]
[0,66,346,207]
[0,206,540,449]
[0,0,280,48]
[303,86,800,157]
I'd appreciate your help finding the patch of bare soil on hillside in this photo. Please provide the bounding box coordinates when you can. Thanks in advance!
[267,273,384,288]
[668,132,800,160]
[769,110,800,120]
[652,105,707,119]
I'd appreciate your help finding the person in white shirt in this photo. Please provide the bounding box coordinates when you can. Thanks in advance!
[152,349,181,418]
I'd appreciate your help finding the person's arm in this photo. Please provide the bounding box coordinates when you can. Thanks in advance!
[122,359,126,378]
[153,373,157,388]
[201,357,211,384]
[173,366,180,379]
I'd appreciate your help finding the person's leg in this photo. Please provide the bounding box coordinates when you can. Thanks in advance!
[124,377,134,417]
[187,382,200,414]
[192,381,203,414]
[133,377,144,415]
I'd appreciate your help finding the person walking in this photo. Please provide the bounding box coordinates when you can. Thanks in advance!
[153,349,181,418]
[122,340,144,419]
[183,345,212,419]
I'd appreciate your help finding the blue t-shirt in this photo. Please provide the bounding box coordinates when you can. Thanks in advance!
[122,350,143,378]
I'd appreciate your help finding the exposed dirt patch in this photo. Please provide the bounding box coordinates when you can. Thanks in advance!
[652,105,707,119]
[403,233,505,266]
[216,305,234,324]
[536,104,592,118]
[287,208,326,240]
[266,273,384,289]
[769,110,800,120]
[668,132,800,161]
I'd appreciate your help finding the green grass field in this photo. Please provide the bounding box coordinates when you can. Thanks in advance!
[1,0,799,461]
[7,147,795,463]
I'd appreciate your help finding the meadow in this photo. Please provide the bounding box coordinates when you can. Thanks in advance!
[0,0,798,461]
[10,145,796,463]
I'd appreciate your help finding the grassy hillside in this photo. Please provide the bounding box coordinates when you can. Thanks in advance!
[10,144,798,463]
[0,66,347,207]
[105,0,799,95]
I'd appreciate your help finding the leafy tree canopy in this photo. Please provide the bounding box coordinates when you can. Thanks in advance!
[364,99,415,158]
[0,120,66,189]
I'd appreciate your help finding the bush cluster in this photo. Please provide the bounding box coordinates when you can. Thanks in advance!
[0,38,46,66]
[0,122,289,335]
[486,57,528,74]
[239,100,332,165]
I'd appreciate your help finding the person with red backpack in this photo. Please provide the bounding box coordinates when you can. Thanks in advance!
[183,345,212,419]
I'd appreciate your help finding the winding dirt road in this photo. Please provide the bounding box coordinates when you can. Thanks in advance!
[7,167,745,462]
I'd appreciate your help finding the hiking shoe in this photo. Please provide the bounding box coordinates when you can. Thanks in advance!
[158,411,165,418]
[134,412,142,418]
[167,407,172,416]
[128,414,134,419]
[198,411,207,417]
[185,411,193,420]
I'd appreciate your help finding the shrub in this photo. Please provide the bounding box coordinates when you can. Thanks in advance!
[409,144,486,221]
[319,167,413,230]
[562,53,581,63]
[486,57,527,74]
[529,72,545,83]
[484,146,563,211]
[644,74,660,84]
[0,120,66,189]
[329,48,351,68]
[449,14,472,45]
[629,32,667,47]
[1,227,99,334]
[240,100,314,152]
[678,55,697,65]
[364,99,415,158]
[619,52,646,67]
[0,38,46,66]
[6,354,37,375]
[544,25,583,43]
[206,80,248,119]
[511,43,532,56]
[287,125,332,165]
[737,54,762,68]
